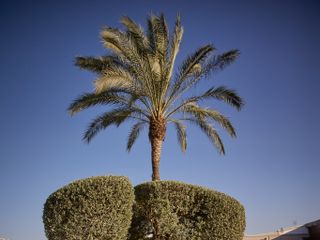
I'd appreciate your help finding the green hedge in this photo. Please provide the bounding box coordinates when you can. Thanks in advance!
[43,176,134,240]
[129,181,246,240]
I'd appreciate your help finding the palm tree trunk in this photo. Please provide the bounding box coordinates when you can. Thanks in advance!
[151,137,163,181]
[149,117,166,181]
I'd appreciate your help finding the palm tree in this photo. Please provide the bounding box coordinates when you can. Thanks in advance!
[68,14,244,181]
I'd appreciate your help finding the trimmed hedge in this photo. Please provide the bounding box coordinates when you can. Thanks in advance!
[43,176,134,240]
[129,181,245,240]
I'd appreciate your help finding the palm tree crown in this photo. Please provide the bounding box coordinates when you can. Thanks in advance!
[68,14,244,181]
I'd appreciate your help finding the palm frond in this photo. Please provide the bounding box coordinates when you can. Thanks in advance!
[157,14,169,57]
[167,45,214,105]
[165,49,240,108]
[68,91,128,116]
[121,16,145,37]
[159,14,184,108]
[203,49,239,77]
[165,97,198,117]
[94,65,134,93]
[166,86,243,119]
[127,121,146,151]
[144,14,170,110]
[172,120,187,152]
[146,15,156,54]
[147,14,169,57]
[121,16,149,52]
[100,27,126,58]
[182,103,236,137]
[83,108,136,143]
[204,110,236,137]
[175,44,214,83]
[165,13,183,82]
[101,26,155,100]
[198,119,225,154]
[186,117,225,154]
[199,86,244,110]
[101,27,147,65]
[74,56,122,73]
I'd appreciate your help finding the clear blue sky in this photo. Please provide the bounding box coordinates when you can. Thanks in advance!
[0,1,319,239]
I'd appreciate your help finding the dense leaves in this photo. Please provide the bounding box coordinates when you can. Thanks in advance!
[129,181,246,240]
[43,177,246,239]
[43,176,134,240]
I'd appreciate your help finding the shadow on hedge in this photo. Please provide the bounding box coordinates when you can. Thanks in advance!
[129,181,245,240]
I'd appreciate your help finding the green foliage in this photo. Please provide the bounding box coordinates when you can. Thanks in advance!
[43,176,134,240]
[129,181,246,240]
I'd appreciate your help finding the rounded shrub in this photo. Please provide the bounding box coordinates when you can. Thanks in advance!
[129,181,245,240]
[43,176,134,240]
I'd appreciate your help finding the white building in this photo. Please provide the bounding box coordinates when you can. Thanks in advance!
[244,219,320,240]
